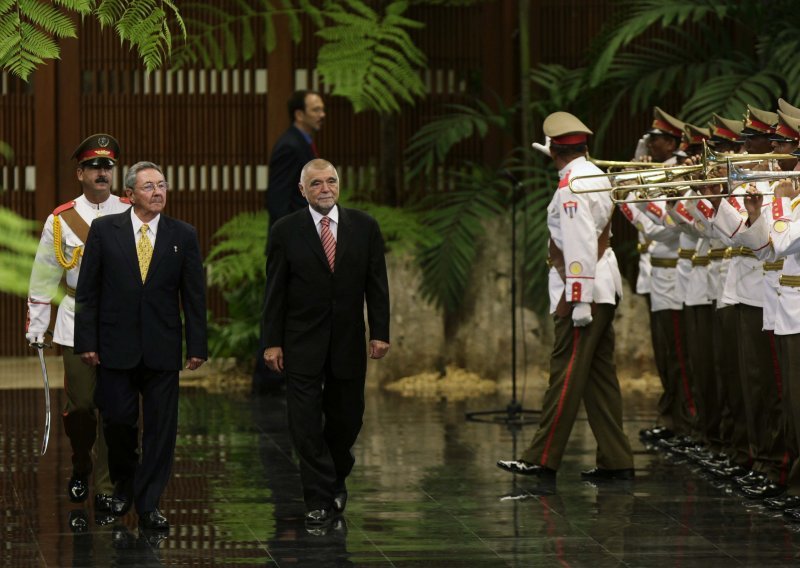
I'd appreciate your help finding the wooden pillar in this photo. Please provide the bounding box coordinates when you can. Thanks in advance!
[266,16,294,158]
[481,0,517,165]
[56,32,82,205]
[33,63,57,222]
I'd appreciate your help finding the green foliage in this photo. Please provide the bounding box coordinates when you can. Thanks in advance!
[205,211,266,362]
[415,164,507,313]
[316,0,427,113]
[0,207,37,297]
[173,0,427,115]
[343,198,437,255]
[0,0,184,80]
[404,97,513,180]
[170,0,307,68]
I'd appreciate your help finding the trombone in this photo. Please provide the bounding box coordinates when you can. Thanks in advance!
[570,141,797,194]
[612,161,800,203]
[585,154,664,171]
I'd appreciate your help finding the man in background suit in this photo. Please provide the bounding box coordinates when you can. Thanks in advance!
[261,158,390,528]
[265,89,326,229]
[75,161,207,532]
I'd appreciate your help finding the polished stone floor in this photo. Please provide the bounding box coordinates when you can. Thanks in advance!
[3,366,800,567]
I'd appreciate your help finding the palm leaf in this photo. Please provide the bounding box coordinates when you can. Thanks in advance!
[415,164,507,313]
[588,0,732,87]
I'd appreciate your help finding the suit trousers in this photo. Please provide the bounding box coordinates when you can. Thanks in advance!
[521,304,633,471]
[61,347,113,494]
[716,305,750,465]
[651,308,695,436]
[777,334,800,495]
[737,304,786,480]
[684,304,715,443]
[95,362,179,514]
[286,364,365,510]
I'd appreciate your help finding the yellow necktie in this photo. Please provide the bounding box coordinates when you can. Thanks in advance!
[137,224,153,282]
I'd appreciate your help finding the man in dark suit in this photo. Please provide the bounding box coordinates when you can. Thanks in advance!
[265,89,325,228]
[256,90,326,395]
[74,161,207,533]
[261,158,390,528]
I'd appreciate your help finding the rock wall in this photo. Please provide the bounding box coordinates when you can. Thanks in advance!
[367,221,657,386]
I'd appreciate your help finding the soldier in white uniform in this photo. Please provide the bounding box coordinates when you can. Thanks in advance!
[26,134,130,516]
[693,108,790,494]
[497,112,634,481]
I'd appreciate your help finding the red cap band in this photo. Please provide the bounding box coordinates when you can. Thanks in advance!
[745,117,774,134]
[652,119,682,138]
[551,133,588,145]
[775,122,799,140]
[713,126,739,141]
[78,148,116,162]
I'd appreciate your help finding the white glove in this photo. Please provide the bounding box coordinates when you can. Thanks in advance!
[25,331,44,346]
[572,302,593,327]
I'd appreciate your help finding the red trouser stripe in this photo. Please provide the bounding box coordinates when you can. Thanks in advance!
[541,327,581,465]
[672,311,696,416]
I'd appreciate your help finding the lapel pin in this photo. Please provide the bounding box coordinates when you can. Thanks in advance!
[174,245,178,253]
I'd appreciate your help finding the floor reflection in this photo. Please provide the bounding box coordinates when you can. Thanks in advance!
[2,377,800,566]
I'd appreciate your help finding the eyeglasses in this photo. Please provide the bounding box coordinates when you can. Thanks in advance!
[136,182,169,192]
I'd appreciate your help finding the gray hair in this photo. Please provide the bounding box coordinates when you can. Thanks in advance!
[300,158,340,186]
[124,161,164,190]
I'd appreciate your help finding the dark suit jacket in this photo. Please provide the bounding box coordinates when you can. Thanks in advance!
[261,205,390,379]
[74,211,207,371]
[265,126,315,226]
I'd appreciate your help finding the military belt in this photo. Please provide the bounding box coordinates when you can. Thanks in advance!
[729,246,756,258]
[65,285,76,297]
[709,248,727,260]
[779,275,800,287]
[650,257,678,268]
[678,248,696,259]
[764,260,785,272]
[691,256,711,267]
[637,240,652,254]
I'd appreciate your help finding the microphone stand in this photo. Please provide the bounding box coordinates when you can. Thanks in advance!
[466,173,539,426]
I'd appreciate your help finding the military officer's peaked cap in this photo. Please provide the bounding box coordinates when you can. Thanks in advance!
[771,110,800,143]
[742,105,777,136]
[683,122,710,145]
[72,133,120,168]
[710,114,744,144]
[778,98,800,119]
[542,112,593,145]
[647,107,684,140]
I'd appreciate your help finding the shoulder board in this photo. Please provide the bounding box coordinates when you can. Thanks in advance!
[119,197,132,204]
[52,200,76,216]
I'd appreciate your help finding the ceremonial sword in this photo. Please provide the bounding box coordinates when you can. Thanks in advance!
[30,337,51,455]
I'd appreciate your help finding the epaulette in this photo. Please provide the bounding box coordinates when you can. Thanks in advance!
[119,197,132,204]
[53,201,76,216]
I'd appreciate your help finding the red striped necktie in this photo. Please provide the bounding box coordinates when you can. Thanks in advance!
[311,140,319,158]
[320,216,336,271]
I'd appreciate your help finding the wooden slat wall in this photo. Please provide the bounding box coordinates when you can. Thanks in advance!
[1,1,700,355]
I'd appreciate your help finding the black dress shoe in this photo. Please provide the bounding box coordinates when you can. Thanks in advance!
[112,525,137,549]
[639,426,674,441]
[741,482,786,499]
[735,471,767,487]
[333,492,348,513]
[110,479,133,517]
[708,464,749,479]
[580,467,635,481]
[496,460,556,478]
[68,510,89,533]
[784,506,800,522]
[95,493,113,512]
[765,495,800,511]
[138,509,170,531]
[68,474,89,503]
[305,508,331,526]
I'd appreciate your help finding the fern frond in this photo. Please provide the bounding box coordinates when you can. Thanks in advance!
[18,0,77,37]
[316,0,427,114]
